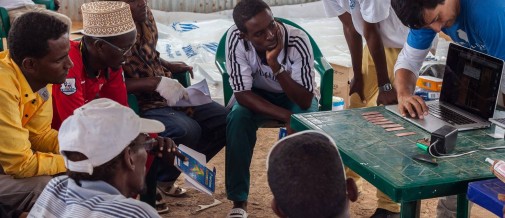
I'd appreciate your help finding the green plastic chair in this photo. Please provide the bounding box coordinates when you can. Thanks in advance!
[33,0,56,11]
[0,7,10,51]
[215,17,334,112]
[0,0,56,51]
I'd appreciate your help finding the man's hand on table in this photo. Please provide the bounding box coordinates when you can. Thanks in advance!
[397,92,429,119]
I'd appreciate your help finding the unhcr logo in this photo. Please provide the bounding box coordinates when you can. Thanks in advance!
[182,45,197,58]
[172,22,200,32]
[202,42,218,54]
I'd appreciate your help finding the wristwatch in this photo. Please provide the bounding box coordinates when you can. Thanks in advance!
[273,65,285,77]
[379,83,393,92]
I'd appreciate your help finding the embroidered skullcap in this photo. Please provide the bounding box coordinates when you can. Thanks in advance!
[81,1,136,37]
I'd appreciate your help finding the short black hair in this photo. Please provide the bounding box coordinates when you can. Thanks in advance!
[391,0,445,29]
[8,12,69,65]
[267,131,347,218]
[232,0,270,33]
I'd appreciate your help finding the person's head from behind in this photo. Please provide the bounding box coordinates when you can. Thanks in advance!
[81,1,137,70]
[391,0,460,32]
[232,0,280,52]
[267,130,358,218]
[105,0,148,23]
[58,98,165,197]
[8,12,73,88]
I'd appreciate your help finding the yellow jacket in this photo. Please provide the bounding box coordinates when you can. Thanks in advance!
[0,51,65,178]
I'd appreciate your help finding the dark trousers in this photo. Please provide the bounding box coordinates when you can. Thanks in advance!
[225,89,318,201]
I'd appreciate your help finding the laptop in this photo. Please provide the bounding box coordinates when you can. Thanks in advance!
[386,43,505,133]
[489,104,505,129]
[490,118,505,129]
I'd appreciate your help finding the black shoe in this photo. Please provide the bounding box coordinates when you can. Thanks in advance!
[370,208,400,218]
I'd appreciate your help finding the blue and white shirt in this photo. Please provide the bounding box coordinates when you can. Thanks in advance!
[395,0,505,76]
[28,176,160,218]
[225,23,316,94]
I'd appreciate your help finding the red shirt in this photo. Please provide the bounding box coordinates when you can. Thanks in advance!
[52,40,128,129]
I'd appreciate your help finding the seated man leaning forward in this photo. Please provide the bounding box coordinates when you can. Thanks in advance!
[29,98,184,218]
[51,1,136,130]
[267,130,358,218]
[225,0,318,216]
[0,12,73,216]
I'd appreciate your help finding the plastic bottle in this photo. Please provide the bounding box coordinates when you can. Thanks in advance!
[332,96,344,111]
[278,127,287,140]
[485,158,505,183]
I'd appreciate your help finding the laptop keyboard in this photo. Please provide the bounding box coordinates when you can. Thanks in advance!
[492,118,505,125]
[428,104,476,125]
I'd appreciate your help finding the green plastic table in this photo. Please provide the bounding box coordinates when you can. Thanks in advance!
[290,106,505,218]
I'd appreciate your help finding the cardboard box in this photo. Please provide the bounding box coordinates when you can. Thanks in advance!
[331,63,354,83]
[330,63,353,109]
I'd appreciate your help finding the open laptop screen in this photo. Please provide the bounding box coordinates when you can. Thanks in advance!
[440,43,504,120]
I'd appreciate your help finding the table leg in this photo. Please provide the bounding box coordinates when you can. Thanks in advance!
[400,200,420,218]
[456,193,469,218]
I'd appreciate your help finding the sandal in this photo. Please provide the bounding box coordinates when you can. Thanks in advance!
[227,208,248,218]
[157,183,187,197]
[155,201,170,215]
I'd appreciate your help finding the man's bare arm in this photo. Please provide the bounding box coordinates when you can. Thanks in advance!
[338,12,365,101]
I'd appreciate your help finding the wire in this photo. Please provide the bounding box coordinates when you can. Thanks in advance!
[427,140,505,159]
[429,149,479,159]
[479,146,505,150]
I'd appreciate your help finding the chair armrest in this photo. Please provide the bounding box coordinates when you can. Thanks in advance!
[32,0,56,10]
[315,57,334,111]
[172,71,191,88]
[127,94,140,115]
[0,7,8,51]
[0,7,10,37]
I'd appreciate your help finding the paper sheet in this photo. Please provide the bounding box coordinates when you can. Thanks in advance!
[174,79,213,107]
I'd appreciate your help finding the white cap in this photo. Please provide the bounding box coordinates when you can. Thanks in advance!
[58,98,165,175]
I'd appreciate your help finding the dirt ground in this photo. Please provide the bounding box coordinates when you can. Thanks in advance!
[161,129,496,218]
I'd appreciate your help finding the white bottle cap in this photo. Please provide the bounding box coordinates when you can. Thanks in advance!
[485,158,494,165]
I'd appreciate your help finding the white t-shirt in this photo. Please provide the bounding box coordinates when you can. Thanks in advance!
[225,23,316,95]
[0,0,34,10]
[323,0,409,48]
[322,0,349,17]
